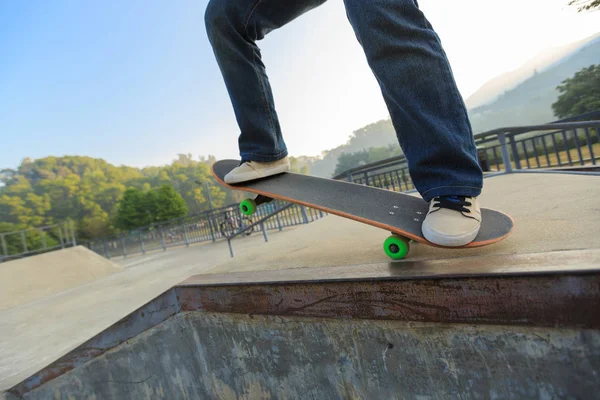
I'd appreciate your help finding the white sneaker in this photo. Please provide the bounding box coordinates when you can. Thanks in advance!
[224,157,291,184]
[421,196,481,247]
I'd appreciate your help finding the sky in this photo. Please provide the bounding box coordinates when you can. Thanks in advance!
[1,0,599,171]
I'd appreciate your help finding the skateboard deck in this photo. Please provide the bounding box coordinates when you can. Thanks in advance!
[211,160,514,259]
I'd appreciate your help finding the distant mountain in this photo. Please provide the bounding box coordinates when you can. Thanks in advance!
[467,33,600,133]
[302,119,398,178]
[465,33,600,110]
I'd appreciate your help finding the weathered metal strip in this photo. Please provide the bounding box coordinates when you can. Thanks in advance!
[177,274,600,329]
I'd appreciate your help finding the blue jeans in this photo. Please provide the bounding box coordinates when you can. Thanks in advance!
[205,0,483,202]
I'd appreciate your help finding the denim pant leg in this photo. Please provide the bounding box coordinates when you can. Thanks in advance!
[343,0,483,202]
[205,0,328,162]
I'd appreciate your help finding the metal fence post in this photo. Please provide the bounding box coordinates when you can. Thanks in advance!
[228,238,234,257]
[301,206,309,224]
[70,220,77,246]
[40,228,47,249]
[584,127,596,165]
[121,236,127,258]
[182,220,190,247]
[158,226,166,250]
[275,213,283,231]
[208,217,216,242]
[1,234,7,258]
[58,226,65,249]
[509,135,521,170]
[261,222,268,242]
[571,129,585,165]
[140,232,146,254]
[21,231,28,253]
[498,132,513,173]
[346,172,353,183]
[103,239,110,259]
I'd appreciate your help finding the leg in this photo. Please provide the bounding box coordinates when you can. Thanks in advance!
[205,0,327,163]
[342,0,483,202]
[342,0,483,247]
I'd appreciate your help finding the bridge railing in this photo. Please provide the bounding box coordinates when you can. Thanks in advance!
[0,220,77,263]
[333,112,600,192]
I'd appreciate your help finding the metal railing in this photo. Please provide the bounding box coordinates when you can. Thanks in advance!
[0,220,77,263]
[333,112,600,191]
[18,112,599,262]
[86,199,326,259]
[222,202,325,257]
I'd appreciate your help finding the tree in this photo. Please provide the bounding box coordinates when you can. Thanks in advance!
[114,188,151,230]
[335,150,372,176]
[114,184,188,230]
[153,184,188,222]
[289,157,309,175]
[552,65,600,119]
[0,155,229,240]
[568,0,600,11]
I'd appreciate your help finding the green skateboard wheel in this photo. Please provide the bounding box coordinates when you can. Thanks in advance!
[383,235,410,260]
[240,198,257,216]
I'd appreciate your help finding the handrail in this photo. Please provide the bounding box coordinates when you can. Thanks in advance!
[332,155,407,180]
[474,121,600,141]
[223,202,296,257]
[333,112,600,180]
[226,203,295,240]
[0,220,77,263]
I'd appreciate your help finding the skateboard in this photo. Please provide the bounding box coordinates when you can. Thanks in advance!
[211,160,514,260]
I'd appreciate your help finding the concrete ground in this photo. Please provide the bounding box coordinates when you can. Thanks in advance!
[204,172,600,273]
[1,172,599,393]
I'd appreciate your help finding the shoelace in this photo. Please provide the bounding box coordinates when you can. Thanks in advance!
[433,195,471,213]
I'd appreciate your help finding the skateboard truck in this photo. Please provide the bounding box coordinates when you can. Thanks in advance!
[240,195,273,216]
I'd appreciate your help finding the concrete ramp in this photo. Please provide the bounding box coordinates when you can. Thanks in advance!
[4,248,600,399]
[0,246,123,311]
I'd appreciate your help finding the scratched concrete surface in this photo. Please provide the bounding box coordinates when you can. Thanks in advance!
[1,172,599,397]
[17,312,600,400]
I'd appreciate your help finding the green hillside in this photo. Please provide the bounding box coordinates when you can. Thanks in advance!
[0,154,230,241]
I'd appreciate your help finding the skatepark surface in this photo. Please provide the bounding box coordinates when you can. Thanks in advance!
[0,246,123,311]
[1,172,599,399]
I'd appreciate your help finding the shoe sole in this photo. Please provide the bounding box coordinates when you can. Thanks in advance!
[224,164,291,184]
[421,223,481,247]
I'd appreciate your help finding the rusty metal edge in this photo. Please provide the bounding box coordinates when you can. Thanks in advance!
[177,272,600,330]
[178,249,600,287]
[6,288,180,398]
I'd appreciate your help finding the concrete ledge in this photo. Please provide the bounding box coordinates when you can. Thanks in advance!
[178,249,600,329]
[5,248,599,398]
[180,248,600,285]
